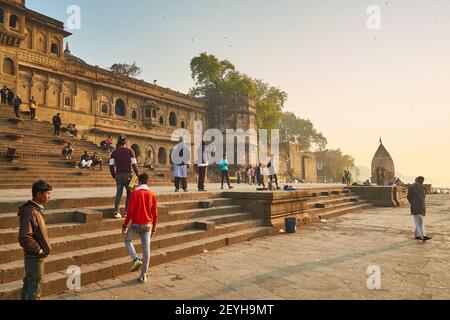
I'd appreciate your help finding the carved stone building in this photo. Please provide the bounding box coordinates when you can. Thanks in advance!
[0,0,209,168]
[1,0,317,180]
[279,142,317,183]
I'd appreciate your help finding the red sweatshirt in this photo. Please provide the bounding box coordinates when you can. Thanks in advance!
[124,185,158,227]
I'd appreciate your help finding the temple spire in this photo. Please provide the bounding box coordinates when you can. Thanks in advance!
[379,137,383,145]
[64,42,71,54]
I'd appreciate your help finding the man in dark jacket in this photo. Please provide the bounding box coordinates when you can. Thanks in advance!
[407,176,431,242]
[7,88,14,106]
[18,180,52,300]
[0,86,7,105]
[52,113,62,136]
[13,94,22,118]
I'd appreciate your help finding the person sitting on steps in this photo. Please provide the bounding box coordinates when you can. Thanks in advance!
[91,152,103,170]
[79,151,93,169]
[62,143,73,160]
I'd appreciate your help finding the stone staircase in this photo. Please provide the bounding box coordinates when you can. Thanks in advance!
[0,191,273,300]
[0,186,373,300]
[0,103,173,189]
[303,189,372,223]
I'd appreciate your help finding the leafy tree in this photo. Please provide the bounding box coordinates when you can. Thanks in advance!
[315,149,355,183]
[110,62,142,78]
[280,112,327,151]
[189,53,286,130]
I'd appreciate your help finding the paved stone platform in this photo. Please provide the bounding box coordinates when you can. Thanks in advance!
[0,183,342,203]
[48,194,450,300]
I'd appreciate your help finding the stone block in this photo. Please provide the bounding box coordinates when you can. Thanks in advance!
[74,209,103,224]
[199,200,214,209]
[194,221,215,231]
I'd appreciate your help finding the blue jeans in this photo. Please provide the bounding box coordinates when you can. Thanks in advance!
[125,224,152,277]
[115,173,131,213]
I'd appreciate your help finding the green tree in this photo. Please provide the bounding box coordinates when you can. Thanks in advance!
[315,149,355,183]
[189,53,286,130]
[280,112,327,151]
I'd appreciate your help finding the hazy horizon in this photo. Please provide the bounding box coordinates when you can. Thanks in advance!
[27,0,450,187]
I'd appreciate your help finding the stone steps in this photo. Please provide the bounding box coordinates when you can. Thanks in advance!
[0,192,272,299]
[0,225,271,300]
[0,216,260,280]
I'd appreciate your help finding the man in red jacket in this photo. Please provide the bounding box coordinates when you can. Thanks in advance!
[122,173,158,283]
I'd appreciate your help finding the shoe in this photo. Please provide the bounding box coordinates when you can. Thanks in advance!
[229,186,234,190]
[130,259,143,272]
[183,189,188,192]
[422,236,432,242]
[174,189,179,193]
[138,274,147,283]
[415,236,422,240]
[114,212,122,219]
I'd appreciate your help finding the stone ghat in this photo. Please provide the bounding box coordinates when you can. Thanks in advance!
[0,185,372,300]
[0,103,175,189]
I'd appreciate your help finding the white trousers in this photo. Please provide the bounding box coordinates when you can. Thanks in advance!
[413,215,426,238]
[81,159,93,168]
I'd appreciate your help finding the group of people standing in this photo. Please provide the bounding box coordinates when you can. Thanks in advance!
[1,85,38,120]
[239,157,280,190]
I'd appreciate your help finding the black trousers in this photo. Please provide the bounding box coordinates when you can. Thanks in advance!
[0,95,6,105]
[14,105,20,117]
[270,174,279,188]
[174,177,187,191]
[8,98,14,106]
[221,170,231,188]
[54,125,61,136]
[30,109,36,120]
[198,166,207,190]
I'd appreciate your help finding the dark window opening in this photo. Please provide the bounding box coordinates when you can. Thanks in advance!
[51,43,59,55]
[10,15,19,29]
[169,112,177,126]
[115,99,126,116]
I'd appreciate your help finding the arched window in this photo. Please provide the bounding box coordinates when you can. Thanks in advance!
[159,116,164,125]
[101,104,108,114]
[10,15,19,29]
[181,121,186,129]
[36,32,46,53]
[152,109,157,118]
[51,43,59,55]
[115,99,126,116]
[25,28,33,49]
[169,112,177,126]
[158,147,167,165]
[64,96,72,107]
[145,145,155,164]
[2,58,15,75]
[131,110,137,120]
[0,9,4,25]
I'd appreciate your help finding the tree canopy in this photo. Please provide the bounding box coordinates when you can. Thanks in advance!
[315,149,355,183]
[110,62,142,78]
[189,52,285,130]
[280,112,327,151]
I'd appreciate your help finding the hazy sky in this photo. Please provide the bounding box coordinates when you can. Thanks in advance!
[28,0,450,187]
